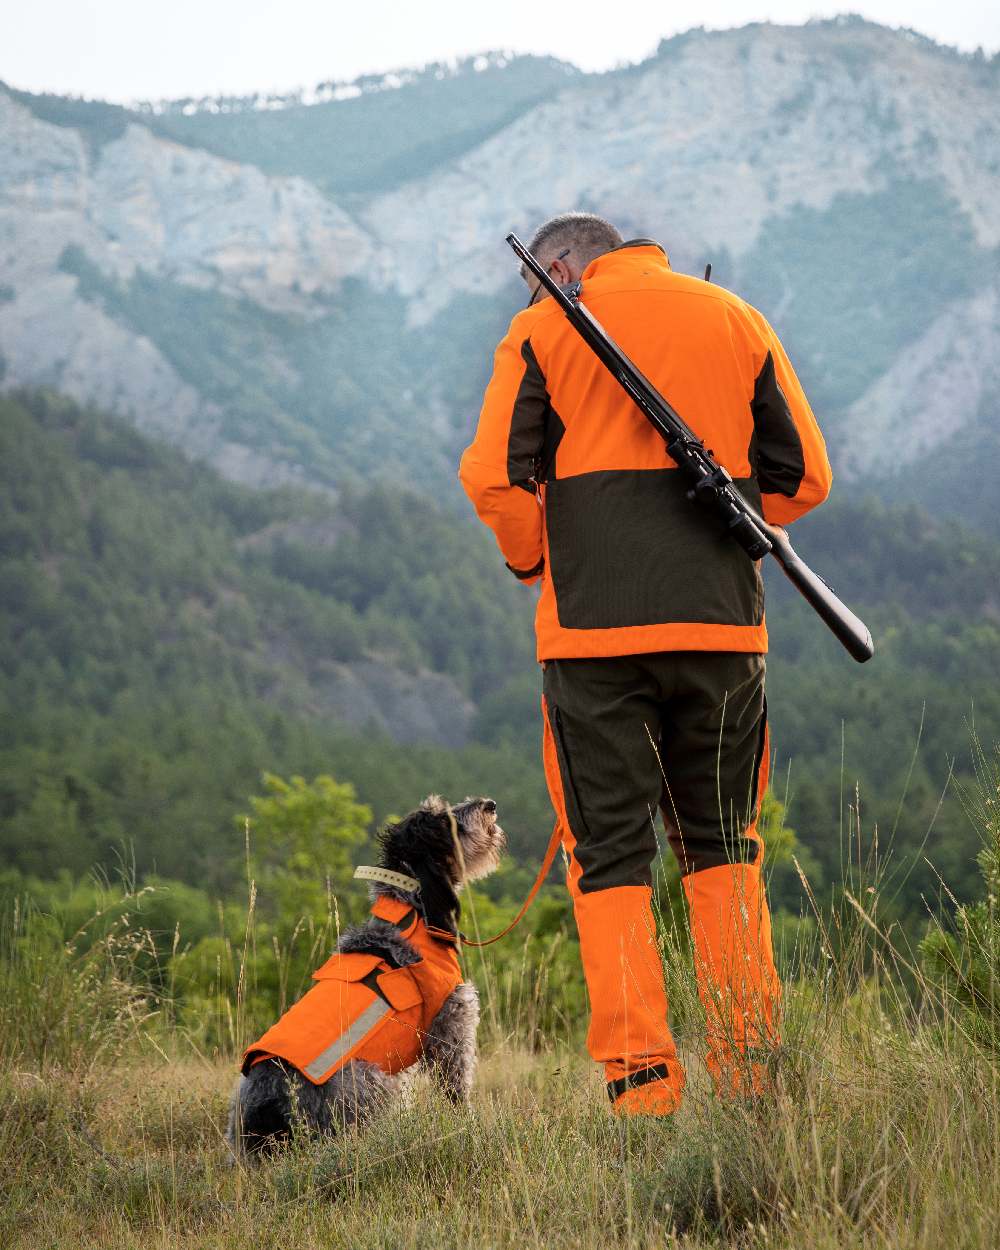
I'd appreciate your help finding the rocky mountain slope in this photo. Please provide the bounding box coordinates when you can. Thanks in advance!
[1,17,997,522]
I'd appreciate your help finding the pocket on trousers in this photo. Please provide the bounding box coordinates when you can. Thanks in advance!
[548,703,594,844]
[748,694,769,820]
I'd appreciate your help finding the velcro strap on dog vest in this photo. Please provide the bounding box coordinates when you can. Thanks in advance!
[354,865,420,893]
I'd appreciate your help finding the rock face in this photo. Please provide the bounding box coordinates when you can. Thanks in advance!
[1,18,998,517]
[0,92,384,484]
[841,286,1000,475]
[368,22,1000,314]
[0,94,380,308]
[309,660,475,748]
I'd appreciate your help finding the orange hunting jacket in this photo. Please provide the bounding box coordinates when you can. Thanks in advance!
[242,897,463,1085]
[459,241,832,660]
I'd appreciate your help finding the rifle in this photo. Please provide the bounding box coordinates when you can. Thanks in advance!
[506,233,874,664]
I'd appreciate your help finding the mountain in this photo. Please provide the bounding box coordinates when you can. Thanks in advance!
[3,20,1000,919]
[1,17,998,525]
[140,53,582,199]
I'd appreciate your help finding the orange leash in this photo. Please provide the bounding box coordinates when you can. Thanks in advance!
[461,823,563,948]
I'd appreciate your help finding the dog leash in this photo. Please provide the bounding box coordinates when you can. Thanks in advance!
[356,814,563,949]
[459,822,562,948]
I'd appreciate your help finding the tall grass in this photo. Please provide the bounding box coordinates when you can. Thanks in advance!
[921,737,1000,1051]
[2,767,1000,1249]
[0,884,158,1076]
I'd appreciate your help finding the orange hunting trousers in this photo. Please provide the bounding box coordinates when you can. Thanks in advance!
[541,651,780,1106]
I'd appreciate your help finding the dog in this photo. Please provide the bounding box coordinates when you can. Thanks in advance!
[227,795,504,1155]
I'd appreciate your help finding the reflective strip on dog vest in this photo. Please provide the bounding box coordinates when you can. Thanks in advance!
[302,995,392,1081]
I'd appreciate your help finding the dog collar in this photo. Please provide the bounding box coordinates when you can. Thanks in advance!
[354,865,420,894]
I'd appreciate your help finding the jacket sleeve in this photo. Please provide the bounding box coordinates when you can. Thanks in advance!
[746,307,833,526]
[458,315,547,583]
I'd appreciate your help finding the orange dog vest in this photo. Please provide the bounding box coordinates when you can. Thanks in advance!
[242,896,463,1085]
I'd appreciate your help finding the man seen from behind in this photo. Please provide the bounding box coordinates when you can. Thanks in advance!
[459,212,832,1116]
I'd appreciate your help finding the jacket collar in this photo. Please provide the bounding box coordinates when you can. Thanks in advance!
[582,239,670,281]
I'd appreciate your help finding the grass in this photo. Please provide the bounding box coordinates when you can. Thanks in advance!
[3,761,1000,1249]
[3,1023,998,1249]
[3,919,1000,1247]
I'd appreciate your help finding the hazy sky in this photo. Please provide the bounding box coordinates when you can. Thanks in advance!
[3,1,998,103]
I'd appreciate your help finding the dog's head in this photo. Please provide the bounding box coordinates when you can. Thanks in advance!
[377,795,506,932]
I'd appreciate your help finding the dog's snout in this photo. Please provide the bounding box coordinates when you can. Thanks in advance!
[482,799,497,815]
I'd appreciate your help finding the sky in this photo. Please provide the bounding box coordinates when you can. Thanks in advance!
[2,0,998,103]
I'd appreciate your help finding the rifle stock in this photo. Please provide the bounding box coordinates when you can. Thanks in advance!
[764,526,874,662]
[506,231,874,664]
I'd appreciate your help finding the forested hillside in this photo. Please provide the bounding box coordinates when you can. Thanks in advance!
[0,390,546,887]
[2,389,998,919]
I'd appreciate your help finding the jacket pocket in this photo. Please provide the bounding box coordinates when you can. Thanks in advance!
[376,966,423,1012]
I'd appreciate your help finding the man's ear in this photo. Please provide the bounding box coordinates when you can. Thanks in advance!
[549,256,573,286]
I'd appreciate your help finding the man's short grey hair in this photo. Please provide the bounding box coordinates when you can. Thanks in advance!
[526,212,624,273]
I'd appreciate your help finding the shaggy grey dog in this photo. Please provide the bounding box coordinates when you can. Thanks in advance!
[227,795,504,1156]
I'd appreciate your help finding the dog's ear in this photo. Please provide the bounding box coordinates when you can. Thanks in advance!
[416,862,461,935]
[379,807,461,934]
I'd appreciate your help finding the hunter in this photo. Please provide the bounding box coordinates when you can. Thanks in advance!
[459,212,831,1116]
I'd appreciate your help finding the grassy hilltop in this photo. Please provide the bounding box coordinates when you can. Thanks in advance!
[3,749,999,1249]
